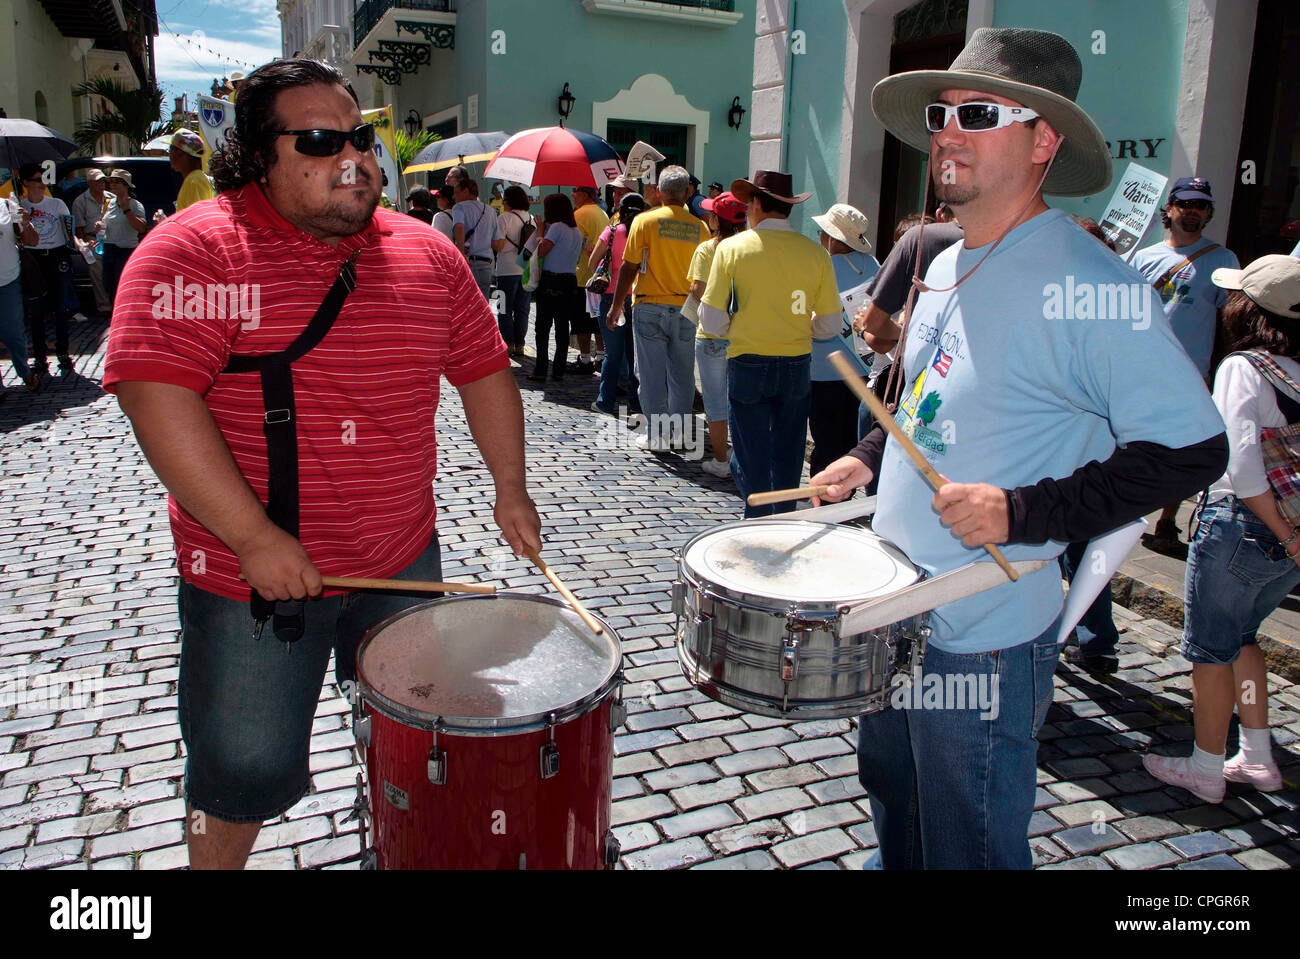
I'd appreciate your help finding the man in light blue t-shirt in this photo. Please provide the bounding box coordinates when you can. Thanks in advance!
[452,178,498,300]
[811,28,1227,870]
[1131,176,1239,551]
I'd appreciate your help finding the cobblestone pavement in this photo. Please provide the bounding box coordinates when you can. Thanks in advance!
[1,318,1298,870]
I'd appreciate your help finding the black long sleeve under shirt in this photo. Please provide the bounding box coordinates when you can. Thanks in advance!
[848,427,1229,545]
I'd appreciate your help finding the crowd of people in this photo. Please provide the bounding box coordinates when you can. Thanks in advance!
[0,128,213,398]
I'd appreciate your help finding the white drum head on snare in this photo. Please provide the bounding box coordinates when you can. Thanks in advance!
[684,522,917,604]
[359,596,620,724]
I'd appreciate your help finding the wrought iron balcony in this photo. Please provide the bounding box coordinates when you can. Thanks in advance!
[354,0,457,49]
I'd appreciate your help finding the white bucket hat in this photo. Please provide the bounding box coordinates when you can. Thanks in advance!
[813,204,872,253]
[1213,255,1300,319]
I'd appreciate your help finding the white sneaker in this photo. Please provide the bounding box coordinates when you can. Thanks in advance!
[701,458,730,478]
[1143,753,1225,804]
[71,312,88,323]
[635,433,670,452]
[1223,755,1284,792]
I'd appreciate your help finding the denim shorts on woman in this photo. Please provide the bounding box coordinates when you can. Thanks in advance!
[695,335,730,422]
[1183,496,1300,665]
[177,536,443,823]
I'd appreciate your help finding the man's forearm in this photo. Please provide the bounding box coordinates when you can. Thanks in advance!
[115,381,277,554]
[1005,434,1229,545]
[609,261,638,311]
[457,369,528,497]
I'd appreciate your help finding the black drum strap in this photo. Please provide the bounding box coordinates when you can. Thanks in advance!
[221,251,360,640]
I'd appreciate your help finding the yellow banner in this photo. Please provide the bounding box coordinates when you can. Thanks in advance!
[363,106,401,205]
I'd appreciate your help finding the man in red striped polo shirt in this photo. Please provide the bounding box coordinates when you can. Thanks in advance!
[103,60,541,869]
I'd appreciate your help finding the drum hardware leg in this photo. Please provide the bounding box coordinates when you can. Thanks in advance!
[348,772,374,869]
[427,724,448,786]
[604,831,621,869]
[539,712,561,779]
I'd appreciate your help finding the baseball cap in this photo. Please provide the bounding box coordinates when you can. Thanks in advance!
[1212,255,1300,319]
[171,128,206,158]
[701,191,746,225]
[1170,176,1213,203]
[573,184,600,197]
[85,168,106,182]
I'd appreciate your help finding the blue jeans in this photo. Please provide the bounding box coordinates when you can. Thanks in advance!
[632,301,696,419]
[728,354,811,519]
[857,621,1061,869]
[495,273,530,348]
[596,293,635,412]
[695,335,730,422]
[177,535,443,823]
[102,242,133,304]
[1058,540,1119,656]
[0,277,30,380]
[1183,495,1300,665]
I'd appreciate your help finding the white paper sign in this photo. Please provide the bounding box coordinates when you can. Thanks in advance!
[1055,520,1147,644]
[839,280,873,353]
[625,141,665,183]
[1098,162,1168,261]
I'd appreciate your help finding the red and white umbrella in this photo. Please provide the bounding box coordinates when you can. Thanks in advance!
[484,126,625,189]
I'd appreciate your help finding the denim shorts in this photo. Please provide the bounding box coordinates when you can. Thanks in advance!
[1183,495,1300,665]
[695,335,730,422]
[177,535,443,823]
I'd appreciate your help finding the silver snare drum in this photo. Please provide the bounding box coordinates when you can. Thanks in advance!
[674,520,929,719]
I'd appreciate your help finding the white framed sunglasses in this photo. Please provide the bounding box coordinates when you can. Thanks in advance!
[925,102,1040,133]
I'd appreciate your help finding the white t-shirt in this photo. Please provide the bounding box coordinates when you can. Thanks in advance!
[432,210,454,241]
[19,195,71,249]
[0,196,22,287]
[495,209,532,278]
[1207,352,1300,503]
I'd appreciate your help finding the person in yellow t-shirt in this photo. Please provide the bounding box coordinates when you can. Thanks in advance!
[155,129,214,226]
[699,171,842,517]
[606,166,710,451]
[688,191,748,479]
[572,185,610,371]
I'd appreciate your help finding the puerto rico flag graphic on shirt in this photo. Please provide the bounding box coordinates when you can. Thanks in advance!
[932,348,954,377]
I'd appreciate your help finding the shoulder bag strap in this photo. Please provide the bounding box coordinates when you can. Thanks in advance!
[1152,243,1221,292]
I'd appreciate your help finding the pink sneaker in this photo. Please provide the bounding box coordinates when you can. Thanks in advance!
[1143,753,1225,803]
[1223,755,1284,792]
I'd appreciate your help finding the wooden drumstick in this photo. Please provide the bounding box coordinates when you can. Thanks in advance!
[829,352,1019,582]
[239,574,495,595]
[747,485,830,507]
[522,545,605,635]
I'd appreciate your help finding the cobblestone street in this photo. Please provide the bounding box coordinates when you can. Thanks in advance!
[1,318,1298,870]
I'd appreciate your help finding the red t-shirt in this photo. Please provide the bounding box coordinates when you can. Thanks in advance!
[104,182,509,600]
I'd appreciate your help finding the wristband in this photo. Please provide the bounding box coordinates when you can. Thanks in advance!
[1282,527,1300,548]
[1288,539,1300,558]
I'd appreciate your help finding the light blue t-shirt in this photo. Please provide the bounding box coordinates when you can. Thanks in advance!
[1131,237,1239,377]
[539,221,582,275]
[451,200,498,259]
[812,250,880,382]
[873,209,1225,654]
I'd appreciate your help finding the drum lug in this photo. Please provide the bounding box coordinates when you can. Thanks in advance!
[354,715,371,749]
[427,725,448,786]
[610,683,627,732]
[604,831,621,869]
[781,634,801,682]
[694,614,714,659]
[672,580,687,618]
[540,713,560,779]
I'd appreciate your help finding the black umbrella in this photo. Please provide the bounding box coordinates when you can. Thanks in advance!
[0,118,77,182]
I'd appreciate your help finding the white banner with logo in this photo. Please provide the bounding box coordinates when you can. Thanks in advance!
[197,96,235,171]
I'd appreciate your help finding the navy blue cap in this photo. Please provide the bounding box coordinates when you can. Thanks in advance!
[1170,176,1213,203]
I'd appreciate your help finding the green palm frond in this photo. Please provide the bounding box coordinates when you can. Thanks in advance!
[72,77,167,154]
[395,129,440,172]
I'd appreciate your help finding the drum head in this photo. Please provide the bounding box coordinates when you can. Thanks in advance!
[683,521,917,604]
[358,595,620,730]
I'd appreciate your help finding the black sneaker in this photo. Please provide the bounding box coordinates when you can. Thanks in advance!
[1062,646,1118,674]
[58,357,75,378]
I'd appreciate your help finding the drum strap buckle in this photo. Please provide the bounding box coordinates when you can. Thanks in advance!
[540,713,561,779]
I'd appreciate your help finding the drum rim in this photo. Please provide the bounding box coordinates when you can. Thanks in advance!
[679,519,919,612]
[356,593,622,735]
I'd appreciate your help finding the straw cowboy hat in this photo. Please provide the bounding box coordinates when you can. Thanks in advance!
[871,27,1111,197]
[813,203,873,253]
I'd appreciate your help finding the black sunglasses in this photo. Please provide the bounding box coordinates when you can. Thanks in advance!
[1171,198,1211,211]
[278,123,376,158]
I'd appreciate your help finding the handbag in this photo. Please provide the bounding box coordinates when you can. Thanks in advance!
[586,236,614,294]
[1235,350,1300,525]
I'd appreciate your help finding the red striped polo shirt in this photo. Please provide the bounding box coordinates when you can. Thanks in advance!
[104,182,509,600]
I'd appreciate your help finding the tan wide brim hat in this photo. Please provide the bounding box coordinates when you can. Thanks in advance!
[871,27,1112,197]
[812,204,873,253]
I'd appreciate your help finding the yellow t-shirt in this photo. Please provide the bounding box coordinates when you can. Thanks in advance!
[176,169,215,212]
[573,201,610,287]
[623,204,710,306]
[702,225,841,359]
[689,239,723,341]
